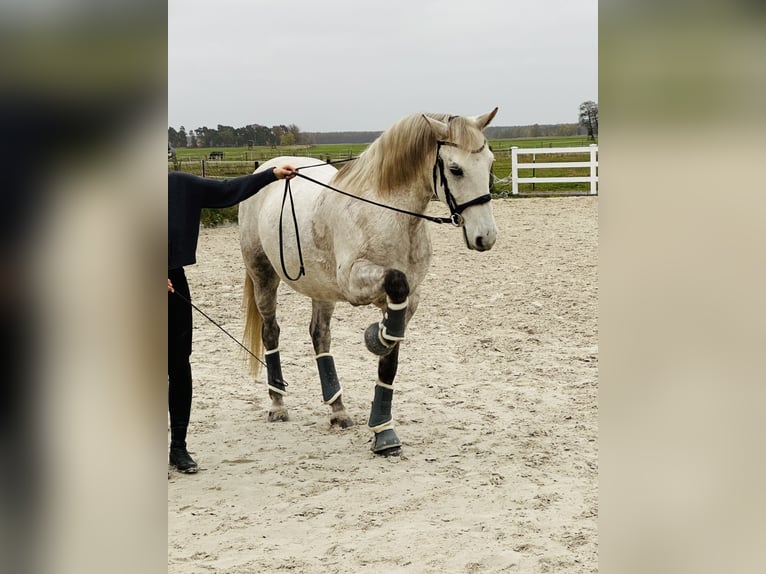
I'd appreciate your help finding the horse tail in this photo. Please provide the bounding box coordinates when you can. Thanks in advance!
[242,271,264,376]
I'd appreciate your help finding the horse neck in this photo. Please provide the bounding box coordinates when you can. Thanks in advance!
[364,139,436,213]
[334,117,438,212]
[383,171,434,215]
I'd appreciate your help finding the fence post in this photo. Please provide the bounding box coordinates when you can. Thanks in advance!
[511,146,519,195]
[201,159,206,178]
[589,144,598,195]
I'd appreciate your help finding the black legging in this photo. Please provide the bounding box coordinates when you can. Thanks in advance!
[168,267,193,447]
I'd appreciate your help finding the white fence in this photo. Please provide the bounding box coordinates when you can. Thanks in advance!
[509,144,598,195]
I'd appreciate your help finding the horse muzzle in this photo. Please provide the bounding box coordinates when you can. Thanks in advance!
[463,228,497,252]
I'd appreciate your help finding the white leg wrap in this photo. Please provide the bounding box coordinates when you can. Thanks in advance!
[386,298,409,311]
[323,388,342,405]
[378,327,400,346]
[381,327,406,341]
[267,384,287,396]
[369,419,395,433]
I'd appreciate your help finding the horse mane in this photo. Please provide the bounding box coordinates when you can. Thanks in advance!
[332,112,486,198]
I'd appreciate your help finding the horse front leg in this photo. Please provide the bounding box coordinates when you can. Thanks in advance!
[344,262,415,454]
[310,300,353,429]
[342,261,414,353]
[361,267,412,454]
[369,344,402,454]
[369,290,420,455]
[364,269,410,356]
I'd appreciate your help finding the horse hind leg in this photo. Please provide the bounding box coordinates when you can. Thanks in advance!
[246,256,289,422]
[264,349,288,422]
[364,269,409,356]
[310,300,353,429]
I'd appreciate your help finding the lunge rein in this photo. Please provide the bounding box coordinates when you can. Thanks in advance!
[172,289,267,368]
[278,140,492,280]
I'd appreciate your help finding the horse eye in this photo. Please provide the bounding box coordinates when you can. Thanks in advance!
[449,164,463,176]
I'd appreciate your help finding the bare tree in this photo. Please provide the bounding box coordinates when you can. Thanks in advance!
[579,101,598,141]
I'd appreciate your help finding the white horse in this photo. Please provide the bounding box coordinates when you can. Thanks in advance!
[239,108,499,455]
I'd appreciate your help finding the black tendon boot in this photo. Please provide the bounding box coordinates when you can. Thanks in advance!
[316,354,342,404]
[368,383,401,453]
[364,298,408,356]
[265,349,287,395]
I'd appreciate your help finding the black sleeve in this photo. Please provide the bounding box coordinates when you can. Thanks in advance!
[199,168,279,209]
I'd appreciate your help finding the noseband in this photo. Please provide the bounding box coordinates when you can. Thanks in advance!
[432,140,492,227]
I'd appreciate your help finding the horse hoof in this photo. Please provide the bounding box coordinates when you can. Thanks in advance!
[268,408,289,422]
[330,415,354,429]
[371,428,402,455]
[364,323,396,356]
[377,445,401,457]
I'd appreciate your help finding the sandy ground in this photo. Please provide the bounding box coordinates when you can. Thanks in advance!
[168,197,598,573]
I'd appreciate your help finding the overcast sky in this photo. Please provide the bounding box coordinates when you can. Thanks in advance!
[169,0,597,132]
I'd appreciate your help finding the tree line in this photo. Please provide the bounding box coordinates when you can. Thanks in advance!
[169,102,597,147]
[485,123,581,139]
[167,123,305,149]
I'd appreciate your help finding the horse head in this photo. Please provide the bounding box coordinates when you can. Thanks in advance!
[423,108,499,252]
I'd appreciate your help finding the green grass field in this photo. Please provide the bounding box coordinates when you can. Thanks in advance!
[172,143,368,162]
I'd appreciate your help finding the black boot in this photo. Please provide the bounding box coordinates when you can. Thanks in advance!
[169,444,198,474]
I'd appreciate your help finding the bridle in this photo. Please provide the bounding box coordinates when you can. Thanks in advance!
[432,139,492,227]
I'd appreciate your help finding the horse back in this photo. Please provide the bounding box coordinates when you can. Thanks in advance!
[240,157,344,299]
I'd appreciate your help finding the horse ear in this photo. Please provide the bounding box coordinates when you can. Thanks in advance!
[472,107,499,130]
[422,114,450,140]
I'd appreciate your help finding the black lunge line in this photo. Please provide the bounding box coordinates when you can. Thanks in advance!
[294,171,459,225]
[172,289,267,368]
[279,178,306,281]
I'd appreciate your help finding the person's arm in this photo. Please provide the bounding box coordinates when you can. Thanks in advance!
[200,165,297,209]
